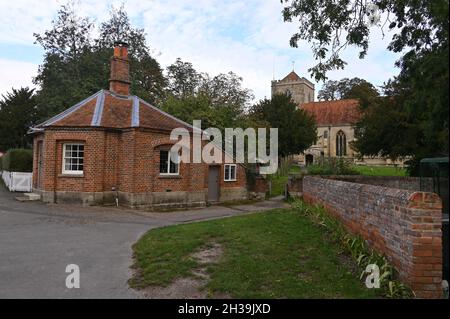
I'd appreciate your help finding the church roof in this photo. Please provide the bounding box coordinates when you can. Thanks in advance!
[281,71,302,82]
[30,90,194,133]
[299,99,361,126]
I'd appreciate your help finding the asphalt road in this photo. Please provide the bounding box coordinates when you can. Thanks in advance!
[0,184,286,298]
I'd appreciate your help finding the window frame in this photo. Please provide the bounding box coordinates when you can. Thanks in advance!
[224,164,237,182]
[159,149,180,176]
[336,130,347,157]
[62,143,85,175]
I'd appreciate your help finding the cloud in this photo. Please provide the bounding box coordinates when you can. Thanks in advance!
[0,0,403,100]
[0,59,38,97]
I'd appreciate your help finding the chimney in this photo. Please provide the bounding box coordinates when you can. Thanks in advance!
[109,41,131,95]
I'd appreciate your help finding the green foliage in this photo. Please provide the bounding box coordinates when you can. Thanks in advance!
[0,87,38,151]
[1,149,33,172]
[318,77,380,108]
[248,94,317,157]
[292,200,413,298]
[163,59,254,133]
[282,0,449,171]
[33,3,166,120]
[306,157,358,175]
[281,0,448,82]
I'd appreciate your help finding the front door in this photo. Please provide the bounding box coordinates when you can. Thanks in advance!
[208,166,220,202]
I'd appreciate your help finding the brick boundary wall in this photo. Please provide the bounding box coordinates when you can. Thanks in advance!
[302,176,443,298]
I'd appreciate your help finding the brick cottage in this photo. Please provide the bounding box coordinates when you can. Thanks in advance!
[29,42,247,209]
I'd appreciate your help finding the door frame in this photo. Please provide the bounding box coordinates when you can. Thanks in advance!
[207,164,221,202]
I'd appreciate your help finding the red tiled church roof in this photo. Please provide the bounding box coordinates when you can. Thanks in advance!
[299,99,361,125]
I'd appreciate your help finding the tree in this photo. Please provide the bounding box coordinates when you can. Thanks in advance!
[33,3,166,120]
[282,0,448,170]
[318,77,379,108]
[163,59,254,132]
[354,47,449,174]
[281,0,448,82]
[96,5,166,104]
[166,58,202,99]
[248,94,317,157]
[0,88,38,151]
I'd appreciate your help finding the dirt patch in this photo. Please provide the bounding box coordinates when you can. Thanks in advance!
[140,242,230,299]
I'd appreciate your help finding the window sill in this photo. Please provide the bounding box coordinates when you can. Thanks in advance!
[59,173,84,178]
[159,175,182,179]
[224,179,237,182]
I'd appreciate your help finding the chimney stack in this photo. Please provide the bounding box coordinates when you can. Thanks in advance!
[109,41,130,95]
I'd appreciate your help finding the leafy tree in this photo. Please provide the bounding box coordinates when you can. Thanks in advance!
[282,0,448,170]
[281,0,448,82]
[318,77,379,108]
[354,47,449,174]
[0,88,38,151]
[163,59,254,132]
[248,94,317,157]
[166,58,202,99]
[96,5,167,104]
[33,3,166,120]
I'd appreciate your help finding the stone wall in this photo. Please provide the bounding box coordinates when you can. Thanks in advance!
[303,176,443,298]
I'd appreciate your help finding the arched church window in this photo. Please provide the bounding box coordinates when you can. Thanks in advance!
[336,130,347,156]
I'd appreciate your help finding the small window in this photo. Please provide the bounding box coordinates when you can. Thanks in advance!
[224,164,236,181]
[323,130,328,138]
[159,150,179,175]
[62,143,84,175]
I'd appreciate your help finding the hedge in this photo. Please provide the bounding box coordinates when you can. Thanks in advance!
[1,149,33,172]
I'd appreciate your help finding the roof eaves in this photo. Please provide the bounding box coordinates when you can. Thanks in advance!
[36,90,102,128]
[138,97,203,134]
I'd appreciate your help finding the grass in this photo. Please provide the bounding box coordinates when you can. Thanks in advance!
[130,208,378,298]
[352,165,407,176]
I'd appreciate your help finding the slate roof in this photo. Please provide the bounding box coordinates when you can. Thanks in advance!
[31,90,194,132]
[299,99,361,126]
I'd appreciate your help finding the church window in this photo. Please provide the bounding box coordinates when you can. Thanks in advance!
[336,130,347,156]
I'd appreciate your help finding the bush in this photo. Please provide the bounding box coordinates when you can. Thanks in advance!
[306,157,358,175]
[1,149,33,172]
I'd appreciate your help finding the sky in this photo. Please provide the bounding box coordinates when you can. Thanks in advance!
[0,0,403,102]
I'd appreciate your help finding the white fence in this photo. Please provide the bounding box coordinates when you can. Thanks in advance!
[1,171,32,192]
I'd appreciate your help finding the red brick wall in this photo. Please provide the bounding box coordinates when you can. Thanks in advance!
[33,128,247,199]
[303,176,443,298]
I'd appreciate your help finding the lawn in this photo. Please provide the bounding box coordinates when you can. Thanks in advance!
[353,165,407,176]
[130,208,378,298]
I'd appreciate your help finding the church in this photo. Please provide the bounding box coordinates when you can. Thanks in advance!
[272,70,403,166]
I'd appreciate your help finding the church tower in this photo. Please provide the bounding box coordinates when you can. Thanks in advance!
[271,70,315,105]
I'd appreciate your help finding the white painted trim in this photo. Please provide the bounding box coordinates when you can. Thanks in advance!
[224,164,237,182]
[62,143,85,175]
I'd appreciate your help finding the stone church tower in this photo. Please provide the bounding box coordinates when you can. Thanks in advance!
[271,71,315,104]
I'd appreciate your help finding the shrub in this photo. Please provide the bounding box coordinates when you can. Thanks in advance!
[306,157,358,175]
[1,149,33,172]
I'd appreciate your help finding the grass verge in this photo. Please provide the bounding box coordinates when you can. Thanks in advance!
[130,208,380,298]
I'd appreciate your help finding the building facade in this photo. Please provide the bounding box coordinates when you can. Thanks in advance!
[273,71,404,166]
[29,42,247,209]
